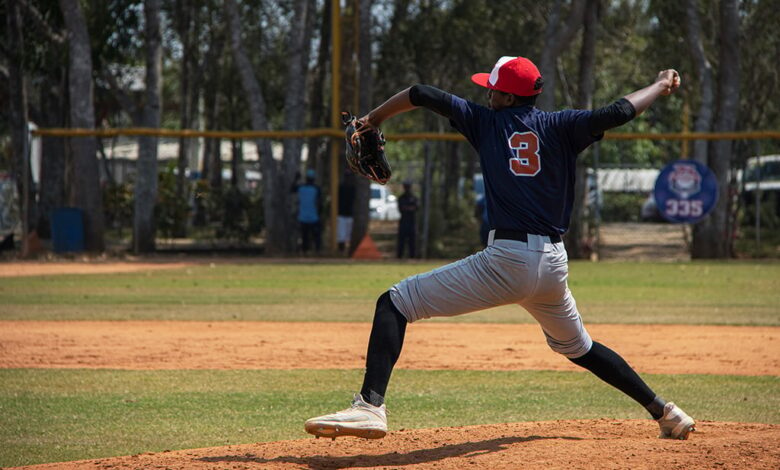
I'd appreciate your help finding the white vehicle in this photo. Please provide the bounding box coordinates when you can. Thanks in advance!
[742,155,780,220]
[743,155,780,192]
[369,183,400,221]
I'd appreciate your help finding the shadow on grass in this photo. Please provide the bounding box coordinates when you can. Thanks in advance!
[198,435,583,469]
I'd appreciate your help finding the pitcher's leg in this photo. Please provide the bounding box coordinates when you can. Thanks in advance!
[304,291,403,440]
[306,243,535,440]
[526,242,694,438]
[521,287,593,359]
[390,244,533,323]
[526,289,665,416]
[569,340,696,439]
[569,341,661,416]
[360,291,407,406]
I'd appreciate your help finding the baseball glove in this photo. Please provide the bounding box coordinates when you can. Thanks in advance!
[342,112,391,185]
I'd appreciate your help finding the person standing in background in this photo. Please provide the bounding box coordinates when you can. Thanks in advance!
[396,180,418,259]
[475,194,490,247]
[291,169,322,255]
[337,171,356,254]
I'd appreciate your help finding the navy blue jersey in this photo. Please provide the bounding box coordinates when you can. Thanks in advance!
[449,95,601,235]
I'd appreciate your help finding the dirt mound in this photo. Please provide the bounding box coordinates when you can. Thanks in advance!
[13,420,779,470]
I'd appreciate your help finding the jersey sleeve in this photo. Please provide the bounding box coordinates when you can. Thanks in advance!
[448,95,491,147]
[409,84,454,118]
[588,98,635,136]
[554,109,604,155]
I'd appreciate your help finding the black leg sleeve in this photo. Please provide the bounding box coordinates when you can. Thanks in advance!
[569,341,658,412]
[360,291,407,406]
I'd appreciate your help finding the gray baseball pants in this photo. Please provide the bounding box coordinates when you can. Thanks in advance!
[389,231,593,358]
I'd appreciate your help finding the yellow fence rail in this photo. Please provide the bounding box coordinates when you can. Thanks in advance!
[30,128,780,141]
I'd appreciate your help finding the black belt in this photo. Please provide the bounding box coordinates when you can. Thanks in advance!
[493,229,561,243]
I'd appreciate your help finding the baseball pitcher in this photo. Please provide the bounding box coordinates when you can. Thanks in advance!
[306,56,694,441]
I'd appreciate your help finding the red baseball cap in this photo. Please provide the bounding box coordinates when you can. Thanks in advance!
[471,56,543,97]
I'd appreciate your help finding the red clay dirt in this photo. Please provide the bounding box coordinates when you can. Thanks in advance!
[11,420,780,470]
[1,321,778,376]
[0,260,195,277]
[2,261,779,469]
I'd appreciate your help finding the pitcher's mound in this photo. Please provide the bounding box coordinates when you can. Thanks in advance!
[14,420,780,469]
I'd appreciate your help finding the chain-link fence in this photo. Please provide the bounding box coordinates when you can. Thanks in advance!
[588,153,780,260]
[590,164,690,261]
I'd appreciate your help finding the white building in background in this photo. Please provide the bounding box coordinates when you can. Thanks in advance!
[597,168,660,193]
[98,136,308,189]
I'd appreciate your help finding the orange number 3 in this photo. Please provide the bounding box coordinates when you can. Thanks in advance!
[508,131,541,177]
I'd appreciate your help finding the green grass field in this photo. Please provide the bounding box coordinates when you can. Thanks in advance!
[0,261,778,466]
[1,261,778,324]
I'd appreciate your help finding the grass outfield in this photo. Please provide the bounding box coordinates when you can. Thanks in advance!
[0,261,778,325]
[1,368,778,467]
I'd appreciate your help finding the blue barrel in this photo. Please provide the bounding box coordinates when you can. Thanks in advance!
[50,207,85,253]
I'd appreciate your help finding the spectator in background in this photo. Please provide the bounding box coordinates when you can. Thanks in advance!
[338,171,356,254]
[397,180,419,259]
[291,169,322,255]
[475,194,490,246]
[0,233,14,252]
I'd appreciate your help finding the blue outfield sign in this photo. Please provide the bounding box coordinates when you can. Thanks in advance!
[654,160,718,224]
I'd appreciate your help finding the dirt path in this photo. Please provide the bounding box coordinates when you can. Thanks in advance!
[599,222,691,261]
[1,321,778,375]
[0,261,196,277]
[12,420,780,470]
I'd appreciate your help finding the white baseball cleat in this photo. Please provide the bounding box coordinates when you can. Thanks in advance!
[657,402,696,440]
[305,394,387,439]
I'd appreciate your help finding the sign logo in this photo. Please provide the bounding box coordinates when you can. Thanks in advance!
[654,160,718,224]
[668,163,701,199]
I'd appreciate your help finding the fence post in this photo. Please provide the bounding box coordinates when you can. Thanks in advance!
[21,122,31,257]
[754,140,761,254]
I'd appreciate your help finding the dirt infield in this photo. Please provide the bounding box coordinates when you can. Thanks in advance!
[2,321,778,375]
[0,260,195,277]
[12,420,780,470]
